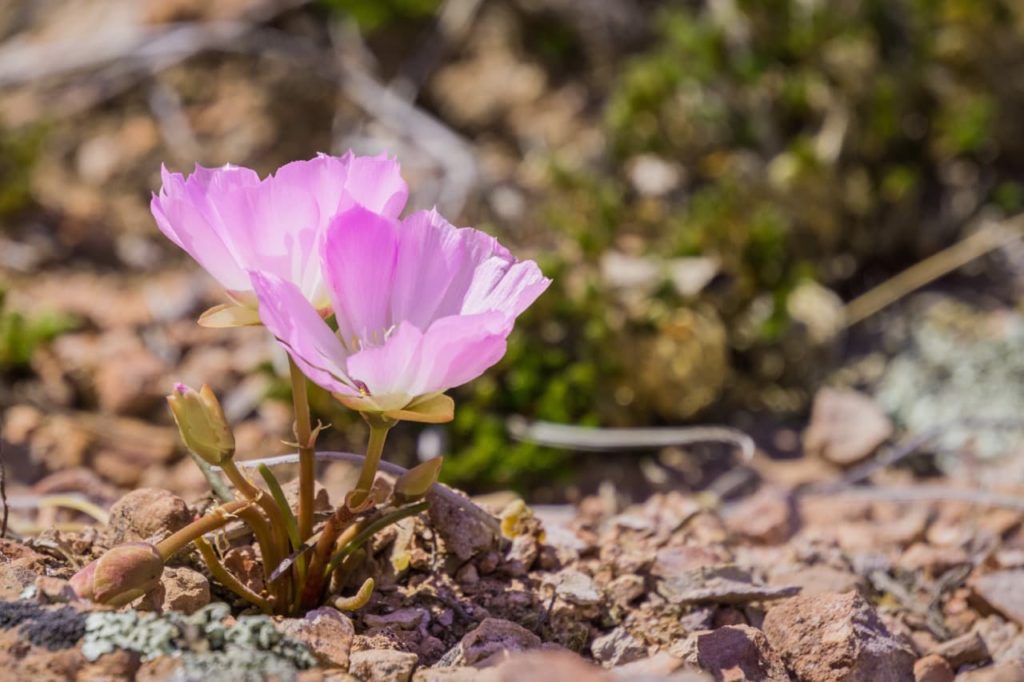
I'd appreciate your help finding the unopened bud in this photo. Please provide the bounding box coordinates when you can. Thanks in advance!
[394,457,443,504]
[167,383,235,465]
[70,542,164,606]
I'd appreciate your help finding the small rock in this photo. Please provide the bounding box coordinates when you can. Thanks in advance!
[159,566,210,614]
[696,625,788,681]
[899,544,970,579]
[930,631,989,668]
[605,574,646,606]
[803,388,893,466]
[554,569,602,607]
[657,565,799,606]
[491,650,612,681]
[279,607,355,669]
[590,627,646,667]
[348,649,419,682]
[956,663,1024,682]
[913,654,953,682]
[768,565,865,596]
[724,487,798,545]
[34,576,76,603]
[971,571,1024,626]
[455,563,479,586]
[451,618,541,667]
[762,591,915,682]
[107,488,191,544]
[428,491,497,561]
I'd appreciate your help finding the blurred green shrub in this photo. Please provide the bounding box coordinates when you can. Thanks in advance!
[320,0,441,32]
[443,0,1024,490]
[0,289,78,370]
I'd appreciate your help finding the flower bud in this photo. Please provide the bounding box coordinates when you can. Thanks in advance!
[167,383,235,465]
[394,456,443,504]
[70,542,164,606]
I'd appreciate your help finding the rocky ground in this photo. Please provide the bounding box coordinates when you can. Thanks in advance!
[5,422,1024,682]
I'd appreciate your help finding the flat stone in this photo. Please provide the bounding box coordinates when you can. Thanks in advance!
[554,569,602,607]
[971,571,1024,626]
[724,488,798,545]
[450,618,542,667]
[107,488,191,544]
[348,649,419,682]
[590,627,646,667]
[695,625,788,681]
[278,607,355,669]
[762,591,915,682]
[929,631,989,668]
[803,388,893,466]
[657,565,799,606]
[768,565,865,596]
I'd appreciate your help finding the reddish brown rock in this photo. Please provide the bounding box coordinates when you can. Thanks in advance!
[107,488,192,544]
[762,591,915,681]
[348,649,418,682]
[913,654,953,682]
[158,566,210,614]
[278,607,355,669]
[696,625,788,681]
[803,388,893,466]
[724,488,798,545]
[971,571,1024,626]
[769,565,865,597]
[930,631,990,668]
[452,618,542,667]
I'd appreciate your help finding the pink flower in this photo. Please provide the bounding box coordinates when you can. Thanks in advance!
[250,205,550,422]
[151,152,408,324]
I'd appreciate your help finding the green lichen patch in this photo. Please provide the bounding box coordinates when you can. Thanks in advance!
[82,603,316,681]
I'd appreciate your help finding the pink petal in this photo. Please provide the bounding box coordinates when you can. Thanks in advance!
[321,205,401,344]
[406,312,511,396]
[344,312,509,405]
[337,152,408,219]
[249,270,355,396]
[344,322,424,409]
[212,172,322,298]
[151,166,251,292]
[390,210,552,324]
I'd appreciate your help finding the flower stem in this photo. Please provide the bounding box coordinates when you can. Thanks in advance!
[194,535,272,614]
[155,499,250,561]
[219,460,289,604]
[289,358,315,542]
[352,418,393,505]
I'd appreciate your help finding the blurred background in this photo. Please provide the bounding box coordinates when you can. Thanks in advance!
[2,0,1024,511]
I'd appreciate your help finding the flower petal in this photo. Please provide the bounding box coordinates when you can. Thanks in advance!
[322,205,401,344]
[406,312,511,396]
[249,270,354,395]
[337,152,408,219]
[151,165,253,292]
[344,321,424,410]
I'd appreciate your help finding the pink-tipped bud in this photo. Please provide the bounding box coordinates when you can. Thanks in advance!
[70,542,164,606]
[167,383,235,465]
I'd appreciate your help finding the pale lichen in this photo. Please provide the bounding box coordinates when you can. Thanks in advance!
[82,603,316,681]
